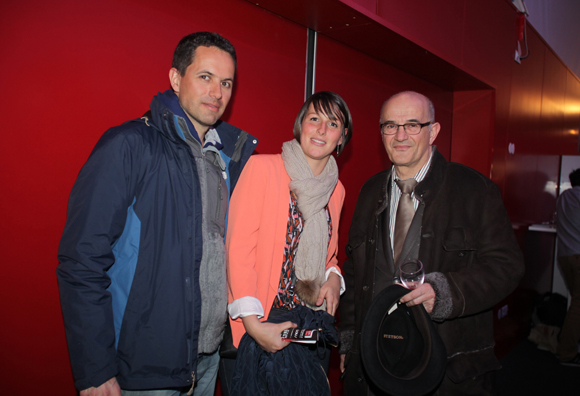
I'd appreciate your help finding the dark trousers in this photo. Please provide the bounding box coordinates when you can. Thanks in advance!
[432,371,497,396]
[358,362,496,396]
[556,254,580,361]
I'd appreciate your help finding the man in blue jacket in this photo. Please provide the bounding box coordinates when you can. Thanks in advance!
[57,32,257,396]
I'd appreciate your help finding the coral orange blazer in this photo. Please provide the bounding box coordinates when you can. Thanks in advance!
[226,154,345,347]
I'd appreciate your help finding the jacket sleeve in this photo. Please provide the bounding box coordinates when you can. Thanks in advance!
[226,157,270,314]
[56,127,142,390]
[338,255,356,354]
[338,182,373,354]
[426,180,525,321]
[325,182,345,272]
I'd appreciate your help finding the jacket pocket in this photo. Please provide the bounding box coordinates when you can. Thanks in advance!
[346,235,366,261]
[442,227,476,253]
[446,346,501,383]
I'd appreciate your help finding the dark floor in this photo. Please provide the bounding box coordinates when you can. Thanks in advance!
[496,339,580,395]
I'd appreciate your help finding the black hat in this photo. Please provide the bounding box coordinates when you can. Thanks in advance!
[361,284,447,396]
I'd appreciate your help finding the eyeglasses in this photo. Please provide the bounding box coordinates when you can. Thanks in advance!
[380,121,432,135]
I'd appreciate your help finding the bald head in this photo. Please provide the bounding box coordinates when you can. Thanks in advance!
[381,91,435,122]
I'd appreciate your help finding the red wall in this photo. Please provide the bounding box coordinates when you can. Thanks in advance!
[2,0,580,395]
[341,0,580,220]
[0,0,307,394]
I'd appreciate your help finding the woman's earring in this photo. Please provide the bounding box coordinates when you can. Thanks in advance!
[336,145,340,156]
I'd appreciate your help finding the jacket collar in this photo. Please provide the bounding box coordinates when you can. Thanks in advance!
[414,147,447,205]
[146,90,190,144]
[374,147,447,213]
[145,90,257,158]
[371,169,392,217]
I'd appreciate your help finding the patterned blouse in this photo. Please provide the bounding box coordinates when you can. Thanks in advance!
[271,191,332,310]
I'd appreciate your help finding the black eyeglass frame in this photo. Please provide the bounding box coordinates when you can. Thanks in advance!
[380,121,433,135]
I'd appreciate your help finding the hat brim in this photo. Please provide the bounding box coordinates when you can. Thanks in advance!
[361,284,447,396]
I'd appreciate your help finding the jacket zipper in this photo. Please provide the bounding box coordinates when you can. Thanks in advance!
[184,144,198,389]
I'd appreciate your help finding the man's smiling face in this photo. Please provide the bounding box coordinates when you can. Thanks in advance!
[381,92,439,179]
[169,45,235,137]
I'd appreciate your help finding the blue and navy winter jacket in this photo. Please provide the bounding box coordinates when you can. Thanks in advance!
[56,90,257,391]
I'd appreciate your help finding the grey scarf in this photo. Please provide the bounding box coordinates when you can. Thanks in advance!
[281,139,338,310]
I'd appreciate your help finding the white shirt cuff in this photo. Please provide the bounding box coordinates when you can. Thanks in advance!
[228,296,265,319]
[326,267,346,295]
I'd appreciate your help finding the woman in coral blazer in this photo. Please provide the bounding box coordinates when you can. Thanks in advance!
[224,92,352,380]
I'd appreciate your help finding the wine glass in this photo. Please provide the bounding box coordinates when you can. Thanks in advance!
[399,259,425,290]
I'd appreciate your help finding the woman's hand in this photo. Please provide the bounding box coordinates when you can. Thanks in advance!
[242,315,297,353]
[316,272,341,316]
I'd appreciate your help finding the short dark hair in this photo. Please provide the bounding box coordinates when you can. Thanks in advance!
[293,91,353,156]
[569,169,580,187]
[172,32,237,76]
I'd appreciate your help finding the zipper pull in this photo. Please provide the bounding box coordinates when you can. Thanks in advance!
[187,371,196,395]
